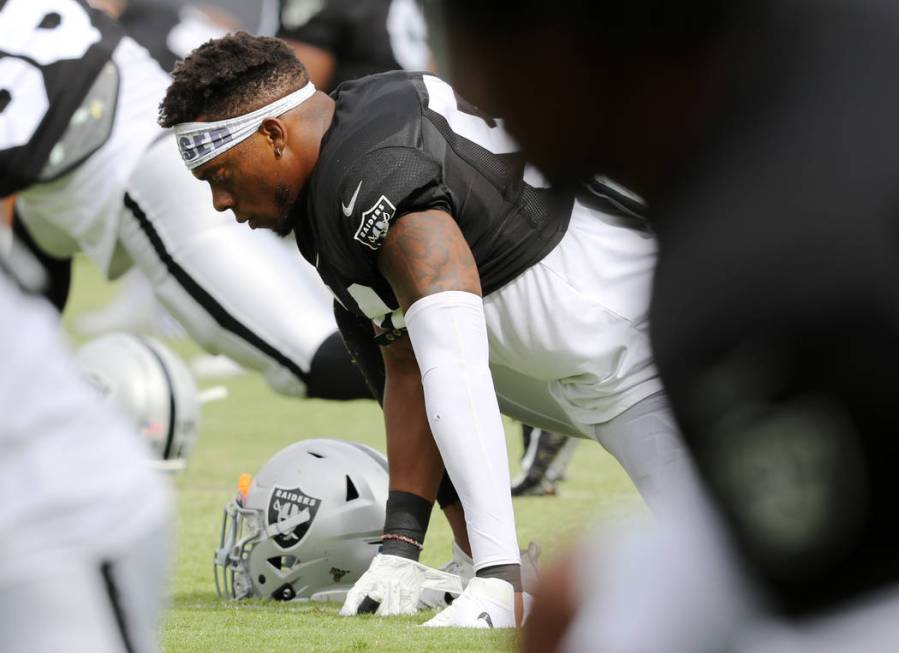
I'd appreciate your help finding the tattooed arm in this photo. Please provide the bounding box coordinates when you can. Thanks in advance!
[374,209,480,500]
[378,209,482,307]
[377,210,521,582]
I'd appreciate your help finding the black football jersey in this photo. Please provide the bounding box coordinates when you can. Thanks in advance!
[0,0,123,196]
[649,0,899,616]
[293,71,573,328]
[277,0,430,89]
[118,2,232,75]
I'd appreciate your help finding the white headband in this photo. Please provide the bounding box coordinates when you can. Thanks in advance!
[173,82,316,170]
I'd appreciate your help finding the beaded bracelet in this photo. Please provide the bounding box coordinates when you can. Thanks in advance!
[381,533,423,550]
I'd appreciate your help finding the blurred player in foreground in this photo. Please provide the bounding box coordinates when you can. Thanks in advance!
[435,0,899,649]
[160,32,704,627]
[0,250,172,652]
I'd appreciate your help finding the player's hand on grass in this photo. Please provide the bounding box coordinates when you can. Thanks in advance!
[339,553,464,616]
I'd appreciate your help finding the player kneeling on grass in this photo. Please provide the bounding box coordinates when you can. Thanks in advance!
[160,33,705,628]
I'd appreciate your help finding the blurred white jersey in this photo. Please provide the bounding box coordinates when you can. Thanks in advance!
[0,270,171,653]
[561,494,899,653]
[0,271,170,577]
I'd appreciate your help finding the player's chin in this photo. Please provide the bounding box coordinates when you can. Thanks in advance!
[272,215,295,238]
[240,215,280,234]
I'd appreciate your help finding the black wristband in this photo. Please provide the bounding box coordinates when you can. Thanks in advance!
[382,490,433,561]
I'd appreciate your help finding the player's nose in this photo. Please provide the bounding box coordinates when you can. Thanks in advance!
[211,188,235,213]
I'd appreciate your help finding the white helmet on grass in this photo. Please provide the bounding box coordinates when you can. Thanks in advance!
[75,332,200,471]
[215,438,388,602]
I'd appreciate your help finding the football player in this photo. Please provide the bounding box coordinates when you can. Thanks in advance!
[434,0,899,650]
[1,0,369,402]
[0,255,172,652]
[160,32,703,627]
[274,0,571,502]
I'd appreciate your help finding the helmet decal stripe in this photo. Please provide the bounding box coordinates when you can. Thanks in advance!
[138,336,178,461]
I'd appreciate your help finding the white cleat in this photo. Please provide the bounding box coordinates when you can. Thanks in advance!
[422,540,542,609]
[421,577,516,628]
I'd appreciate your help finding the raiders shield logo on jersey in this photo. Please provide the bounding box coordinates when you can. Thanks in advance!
[267,485,321,549]
[354,196,396,250]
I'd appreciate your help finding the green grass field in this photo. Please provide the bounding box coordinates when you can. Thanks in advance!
[63,256,643,653]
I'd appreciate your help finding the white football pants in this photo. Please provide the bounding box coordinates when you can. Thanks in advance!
[485,201,702,515]
[119,133,336,396]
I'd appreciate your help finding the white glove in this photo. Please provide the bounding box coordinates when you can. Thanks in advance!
[339,554,464,616]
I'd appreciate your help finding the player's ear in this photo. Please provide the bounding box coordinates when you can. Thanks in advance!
[260,117,287,159]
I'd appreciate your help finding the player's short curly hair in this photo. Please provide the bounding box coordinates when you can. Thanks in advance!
[158,32,309,127]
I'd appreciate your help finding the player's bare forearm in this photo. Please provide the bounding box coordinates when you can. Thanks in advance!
[381,334,444,500]
[378,209,481,311]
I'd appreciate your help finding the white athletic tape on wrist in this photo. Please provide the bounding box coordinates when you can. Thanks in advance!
[173,82,316,170]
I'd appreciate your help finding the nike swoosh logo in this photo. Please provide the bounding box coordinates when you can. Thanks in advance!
[477,611,494,628]
[341,180,363,217]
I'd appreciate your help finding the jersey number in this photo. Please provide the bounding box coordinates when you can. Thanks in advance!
[422,75,549,187]
[0,0,101,151]
[422,75,518,155]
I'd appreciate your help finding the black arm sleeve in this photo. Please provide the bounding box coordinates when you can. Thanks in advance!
[333,299,385,404]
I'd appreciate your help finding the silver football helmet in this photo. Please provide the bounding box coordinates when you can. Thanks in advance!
[75,333,200,471]
[215,439,388,602]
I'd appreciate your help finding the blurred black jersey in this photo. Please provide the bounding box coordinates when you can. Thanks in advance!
[117,1,182,72]
[0,0,123,195]
[293,71,572,326]
[117,2,229,75]
[277,0,430,89]
[649,0,899,617]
